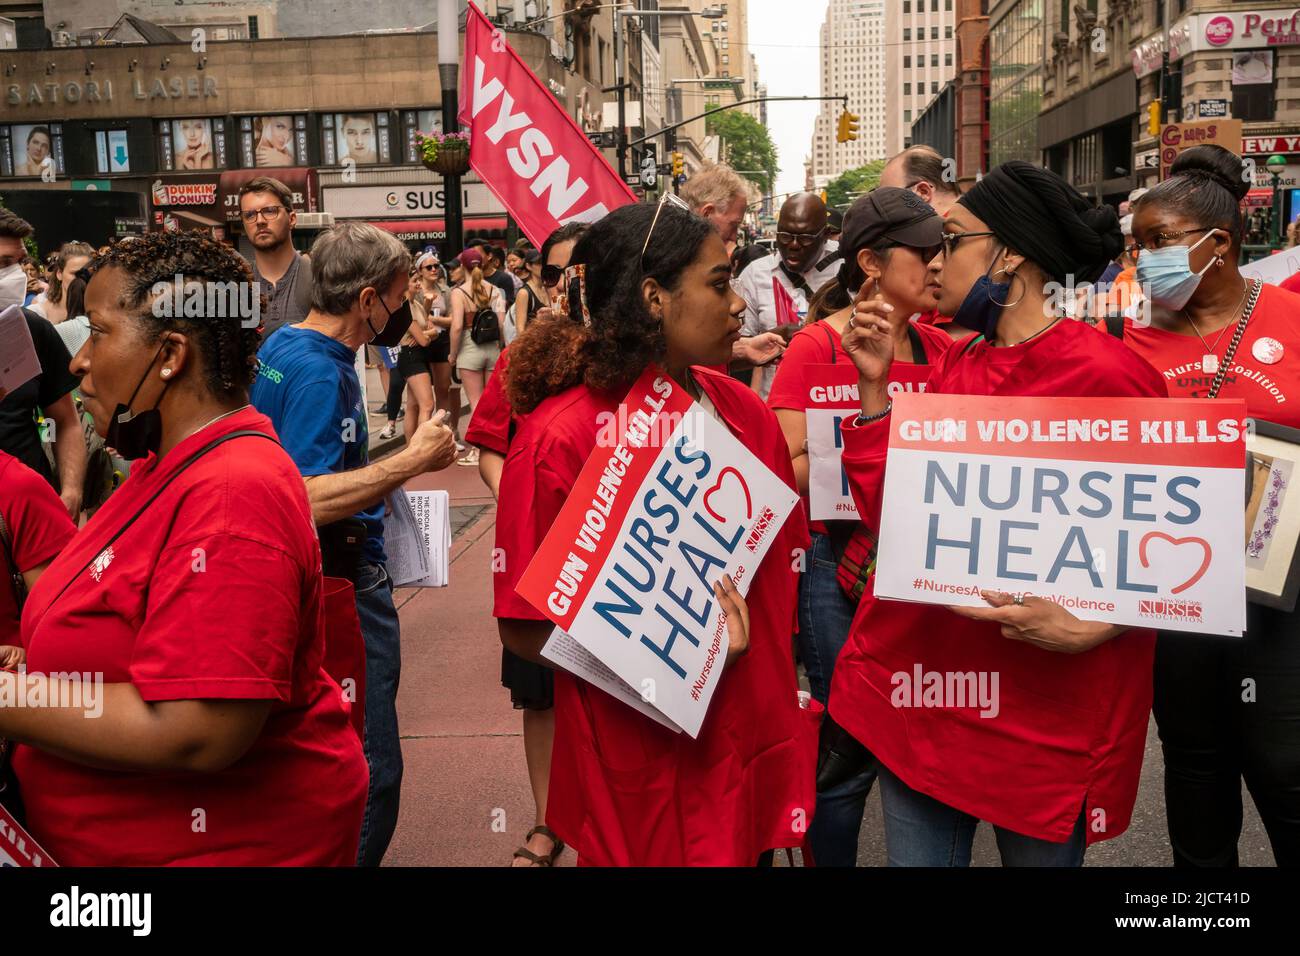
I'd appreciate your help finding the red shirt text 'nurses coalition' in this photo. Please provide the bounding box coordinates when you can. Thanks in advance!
[13,408,367,866]
[1117,283,1300,428]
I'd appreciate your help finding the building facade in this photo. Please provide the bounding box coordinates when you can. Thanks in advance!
[0,22,606,255]
[885,0,959,156]
[809,0,888,188]
[987,0,1045,166]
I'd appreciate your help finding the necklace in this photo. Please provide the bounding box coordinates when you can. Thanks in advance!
[1184,280,1249,374]
[1001,316,1062,347]
[182,404,251,445]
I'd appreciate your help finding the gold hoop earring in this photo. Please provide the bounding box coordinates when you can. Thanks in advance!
[989,268,1027,309]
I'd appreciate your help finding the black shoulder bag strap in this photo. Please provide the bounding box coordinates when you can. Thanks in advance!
[906,323,929,365]
[778,262,815,299]
[815,248,843,272]
[821,322,837,362]
[45,430,279,610]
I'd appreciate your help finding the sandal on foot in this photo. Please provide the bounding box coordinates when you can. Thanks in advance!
[511,825,565,867]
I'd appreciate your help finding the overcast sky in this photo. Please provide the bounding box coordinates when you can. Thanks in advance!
[748,0,831,200]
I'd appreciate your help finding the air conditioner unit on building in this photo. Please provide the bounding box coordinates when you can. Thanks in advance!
[294,213,336,229]
[53,30,73,47]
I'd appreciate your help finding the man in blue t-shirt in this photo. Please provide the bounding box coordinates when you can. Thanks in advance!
[251,222,456,866]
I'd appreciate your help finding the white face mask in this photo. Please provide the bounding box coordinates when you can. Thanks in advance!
[0,263,26,313]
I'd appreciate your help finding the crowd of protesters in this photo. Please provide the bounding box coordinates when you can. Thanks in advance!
[1,142,1299,869]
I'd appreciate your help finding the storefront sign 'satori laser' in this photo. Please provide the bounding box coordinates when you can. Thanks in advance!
[6,75,219,107]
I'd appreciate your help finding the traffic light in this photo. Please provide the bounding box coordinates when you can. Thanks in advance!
[672,151,684,179]
[1147,100,1162,137]
[836,110,860,143]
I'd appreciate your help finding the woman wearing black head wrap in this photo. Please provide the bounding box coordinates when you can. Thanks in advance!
[821,162,1170,866]
[1118,145,1300,867]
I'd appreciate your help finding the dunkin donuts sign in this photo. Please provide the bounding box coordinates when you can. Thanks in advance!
[151,180,219,207]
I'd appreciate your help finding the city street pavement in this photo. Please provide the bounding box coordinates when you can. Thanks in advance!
[365,369,1275,868]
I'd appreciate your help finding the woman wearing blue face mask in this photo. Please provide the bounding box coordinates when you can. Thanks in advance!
[1114,144,1300,867]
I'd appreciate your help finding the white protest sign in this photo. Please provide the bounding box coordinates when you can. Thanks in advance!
[0,305,41,396]
[516,368,799,737]
[873,393,1248,636]
[805,361,934,521]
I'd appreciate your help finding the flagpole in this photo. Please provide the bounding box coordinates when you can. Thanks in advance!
[439,0,464,255]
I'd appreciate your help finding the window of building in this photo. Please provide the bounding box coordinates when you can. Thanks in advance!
[722,53,729,64]
[931,53,938,67]
[904,0,910,9]
[931,82,938,93]
[1232,53,1276,122]
[945,25,952,38]
[158,117,228,171]
[91,128,131,174]
[905,82,912,94]
[931,26,939,39]
[0,122,66,178]
[904,27,911,40]
[904,55,911,67]
[248,15,259,40]
[321,112,391,167]
[945,52,952,66]
[945,0,952,8]
[931,0,938,9]
[905,110,912,122]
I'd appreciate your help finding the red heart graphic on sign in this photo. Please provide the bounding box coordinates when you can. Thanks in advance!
[1138,531,1212,595]
[703,466,753,524]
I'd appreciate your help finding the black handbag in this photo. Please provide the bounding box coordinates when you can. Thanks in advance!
[815,712,875,793]
[318,517,369,583]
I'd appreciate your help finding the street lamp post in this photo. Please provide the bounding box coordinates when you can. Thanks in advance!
[1267,154,1287,249]
[437,0,463,255]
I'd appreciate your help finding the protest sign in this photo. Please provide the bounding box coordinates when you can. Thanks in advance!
[805,361,935,521]
[873,393,1248,636]
[0,305,41,396]
[458,2,636,246]
[0,802,57,867]
[773,278,801,327]
[516,368,799,737]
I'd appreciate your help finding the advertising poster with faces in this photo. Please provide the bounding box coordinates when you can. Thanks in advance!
[171,118,217,170]
[402,109,443,164]
[1,123,65,178]
[322,112,390,166]
[1233,51,1273,86]
[240,115,307,168]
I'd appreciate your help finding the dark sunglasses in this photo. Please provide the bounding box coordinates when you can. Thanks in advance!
[541,263,564,286]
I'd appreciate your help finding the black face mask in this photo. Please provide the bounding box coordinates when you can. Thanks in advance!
[106,343,169,461]
[368,293,412,347]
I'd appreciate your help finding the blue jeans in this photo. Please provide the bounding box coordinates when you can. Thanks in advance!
[799,531,877,867]
[354,561,403,867]
[877,764,1087,866]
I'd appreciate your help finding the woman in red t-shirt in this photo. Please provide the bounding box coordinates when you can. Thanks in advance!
[767,186,957,867]
[833,162,1167,865]
[495,201,814,865]
[1119,145,1300,867]
[0,233,367,866]
[0,452,75,648]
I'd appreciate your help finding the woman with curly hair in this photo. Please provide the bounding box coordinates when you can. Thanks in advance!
[0,231,368,865]
[494,202,815,866]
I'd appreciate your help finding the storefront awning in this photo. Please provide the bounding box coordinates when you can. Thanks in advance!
[1243,188,1277,209]
[369,217,508,242]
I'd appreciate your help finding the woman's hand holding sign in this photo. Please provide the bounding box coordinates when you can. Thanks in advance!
[948,591,1125,654]
[841,275,895,418]
[714,576,750,670]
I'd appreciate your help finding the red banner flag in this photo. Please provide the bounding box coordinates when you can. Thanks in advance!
[458,2,636,246]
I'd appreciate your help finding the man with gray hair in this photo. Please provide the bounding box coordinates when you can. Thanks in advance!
[680,162,750,246]
[251,221,457,866]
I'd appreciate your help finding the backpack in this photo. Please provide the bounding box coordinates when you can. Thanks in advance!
[465,288,501,346]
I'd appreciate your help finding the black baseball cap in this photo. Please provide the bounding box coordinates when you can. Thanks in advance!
[841,186,943,254]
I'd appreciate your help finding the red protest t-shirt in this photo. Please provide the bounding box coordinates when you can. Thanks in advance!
[493,367,815,865]
[0,452,76,646]
[767,318,957,534]
[1116,282,1300,428]
[466,346,513,455]
[1280,270,1300,296]
[14,407,368,866]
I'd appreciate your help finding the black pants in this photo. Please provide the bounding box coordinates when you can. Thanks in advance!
[385,366,406,422]
[1152,600,1300,867]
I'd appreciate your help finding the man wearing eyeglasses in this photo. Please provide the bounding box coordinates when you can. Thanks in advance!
[239,176,313,339]
[734,191,842,399]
